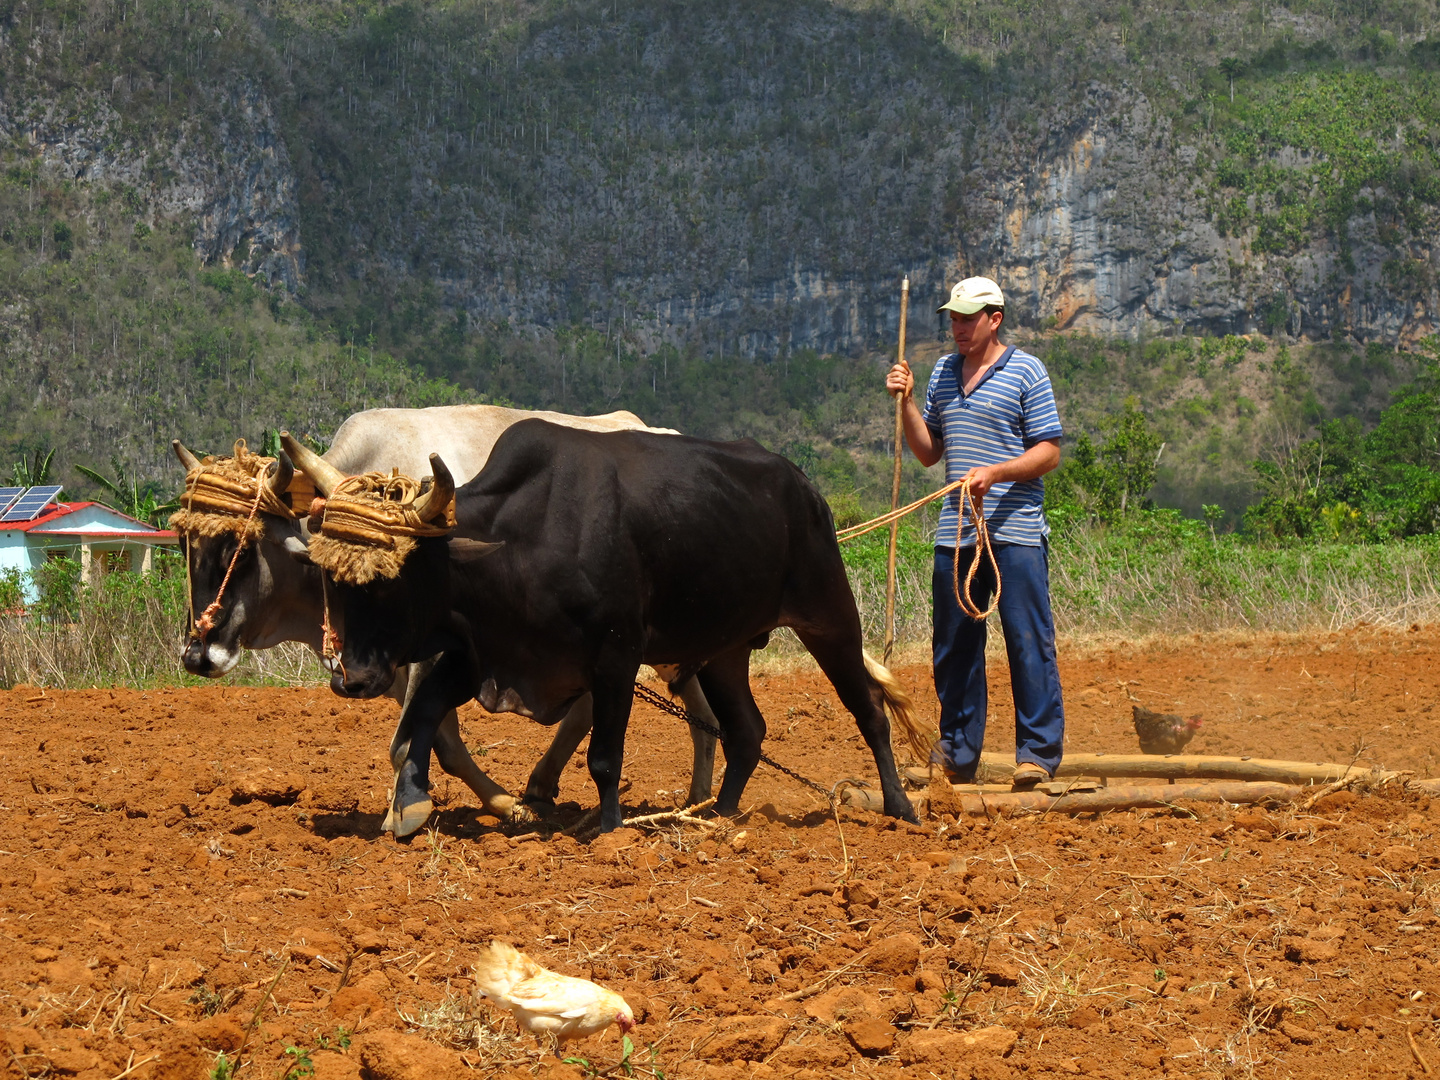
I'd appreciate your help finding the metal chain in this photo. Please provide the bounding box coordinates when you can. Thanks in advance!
[631,681,835,799]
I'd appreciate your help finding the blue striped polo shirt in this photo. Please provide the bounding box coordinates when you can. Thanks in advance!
[922,345,1064,548]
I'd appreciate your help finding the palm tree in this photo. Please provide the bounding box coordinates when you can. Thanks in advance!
[75,457,179,526]
[1218,57,1244,103]
[10,446,57,488]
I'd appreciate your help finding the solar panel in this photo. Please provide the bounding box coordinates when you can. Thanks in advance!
[0,487,23,515]
[1,485,63,523]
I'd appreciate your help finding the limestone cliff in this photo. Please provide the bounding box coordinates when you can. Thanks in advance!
[2,0,1436,360]
[967,88,1437,347]
[3,78,300,290]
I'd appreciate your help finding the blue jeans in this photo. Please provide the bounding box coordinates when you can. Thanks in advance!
[932,543,1065,781]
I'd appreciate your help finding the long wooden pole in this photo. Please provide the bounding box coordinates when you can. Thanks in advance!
[883,277,910,665]
[906,752,1398,786]
[973,751,1391,786]
[844,780,1303,817]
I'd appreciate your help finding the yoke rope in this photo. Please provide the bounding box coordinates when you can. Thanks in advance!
[194,467,266,642]
[318,471,454,546]
[308,470,456,587]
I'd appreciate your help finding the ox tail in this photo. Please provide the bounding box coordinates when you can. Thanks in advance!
[863,650,938,765]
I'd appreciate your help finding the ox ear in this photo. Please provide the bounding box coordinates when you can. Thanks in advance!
[448,537,504,564]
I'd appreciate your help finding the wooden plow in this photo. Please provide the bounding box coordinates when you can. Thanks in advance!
[837,751,1420,817]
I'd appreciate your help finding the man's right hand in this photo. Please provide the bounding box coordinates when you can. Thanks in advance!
[886,360,913,402]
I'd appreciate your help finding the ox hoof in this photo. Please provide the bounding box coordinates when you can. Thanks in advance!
[497,801,537,825]
[389,798,435,838]
[483,794,527,821]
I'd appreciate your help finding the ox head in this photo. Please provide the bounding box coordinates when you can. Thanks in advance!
[284,443,500,699]
[171,438,320,676]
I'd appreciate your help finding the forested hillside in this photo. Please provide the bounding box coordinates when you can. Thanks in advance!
[1,0,1438,523]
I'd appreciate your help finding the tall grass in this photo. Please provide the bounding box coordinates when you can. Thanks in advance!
[1048,514,1440,634]
[2,515,1437,688]
[838,510,1440,650]
[0,553,326,689]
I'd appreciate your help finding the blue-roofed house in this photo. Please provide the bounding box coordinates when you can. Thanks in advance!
[0,500,179,604]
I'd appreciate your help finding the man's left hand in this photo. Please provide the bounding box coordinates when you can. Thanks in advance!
[961,465,1001,497]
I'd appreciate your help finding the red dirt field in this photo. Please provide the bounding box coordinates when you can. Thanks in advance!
[1,626,1438,1080]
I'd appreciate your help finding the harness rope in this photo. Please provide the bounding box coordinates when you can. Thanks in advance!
[319,573,346,682]
[182,469,199,635]
[171,440,295,644]
[838,478,1000,622]
[194,478,266,641]
[834,479,965,542]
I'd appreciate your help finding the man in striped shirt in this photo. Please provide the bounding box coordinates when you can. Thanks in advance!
[886,277,1066,789]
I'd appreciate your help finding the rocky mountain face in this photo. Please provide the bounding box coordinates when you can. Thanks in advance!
[4,0,1437,364]
[975,87,1436,348]
[10,74,301,288]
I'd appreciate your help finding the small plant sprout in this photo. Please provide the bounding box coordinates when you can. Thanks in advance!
[315,1026,353,1051]
[281,1044,315,1080]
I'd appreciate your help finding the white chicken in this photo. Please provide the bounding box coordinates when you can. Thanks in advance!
[472,941,634,1044]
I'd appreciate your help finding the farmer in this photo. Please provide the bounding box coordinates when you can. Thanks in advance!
[885,276,1066,789]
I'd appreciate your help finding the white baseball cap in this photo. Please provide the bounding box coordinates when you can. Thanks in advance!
[937,276,1005,315]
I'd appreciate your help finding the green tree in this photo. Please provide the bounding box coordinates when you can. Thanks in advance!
[1244,343,1440,540]
[1098,399,1165,514]
[1218,57,1245,102]
[75,458,180,526]
[10,447,57,488]
[1048,400,1164,521]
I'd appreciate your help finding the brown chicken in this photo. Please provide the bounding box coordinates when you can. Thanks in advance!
[1132,705,1203,755]
[472,941,634,1044]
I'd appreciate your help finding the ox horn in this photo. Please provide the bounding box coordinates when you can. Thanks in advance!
[279,432,346,498]
[266,450,294,496]
[172,439,202,472]
[414,453,455,524]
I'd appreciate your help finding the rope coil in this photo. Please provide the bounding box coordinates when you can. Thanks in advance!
[952,482,1000,621]
[837,478,1000,623]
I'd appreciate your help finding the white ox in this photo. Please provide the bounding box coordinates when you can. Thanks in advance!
[173,404,719,829]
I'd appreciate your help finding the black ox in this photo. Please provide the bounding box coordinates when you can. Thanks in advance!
[288,420,917,833]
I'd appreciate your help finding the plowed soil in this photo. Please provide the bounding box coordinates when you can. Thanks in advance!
[1,626,1438,1080]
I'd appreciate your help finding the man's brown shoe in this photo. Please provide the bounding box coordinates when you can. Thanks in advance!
[1011,762,1051,790]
